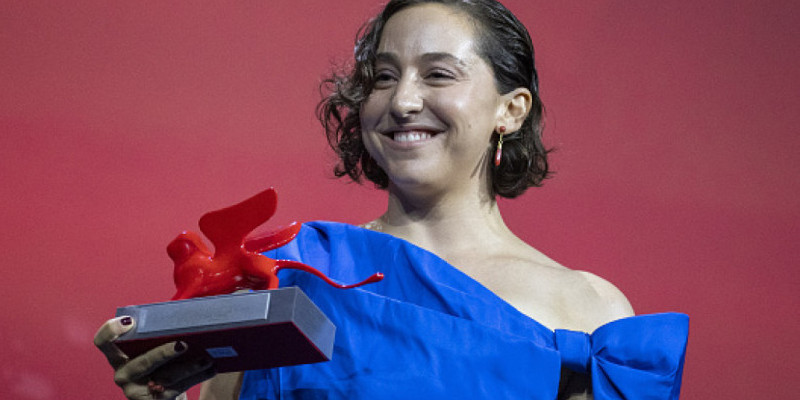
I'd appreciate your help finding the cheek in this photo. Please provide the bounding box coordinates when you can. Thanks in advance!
[360,129,376,155]
[433,84,497,123]
[359,104,382,161]
[431,95,496,141]
[360,93,386,129]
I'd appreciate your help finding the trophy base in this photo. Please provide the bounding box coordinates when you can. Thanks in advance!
[114,287,334,372]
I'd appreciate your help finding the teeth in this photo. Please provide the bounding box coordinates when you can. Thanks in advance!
[394,132,432,142]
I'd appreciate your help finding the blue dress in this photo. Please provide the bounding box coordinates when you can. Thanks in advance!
[239,221,688,400]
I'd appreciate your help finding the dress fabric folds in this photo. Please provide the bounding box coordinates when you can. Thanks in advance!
[238,221,688,400]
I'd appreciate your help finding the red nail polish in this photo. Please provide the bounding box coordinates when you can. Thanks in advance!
[120,317,132,326]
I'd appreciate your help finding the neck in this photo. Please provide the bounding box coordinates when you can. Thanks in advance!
[374,182,513,258]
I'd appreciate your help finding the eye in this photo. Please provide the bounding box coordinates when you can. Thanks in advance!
[424,68,457,83]
[373,68,398,88]
[375,72,395,81]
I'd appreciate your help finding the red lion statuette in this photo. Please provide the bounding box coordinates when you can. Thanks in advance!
[168,188,383,300]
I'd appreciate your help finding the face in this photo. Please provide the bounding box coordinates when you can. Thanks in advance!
[360,4,506,198]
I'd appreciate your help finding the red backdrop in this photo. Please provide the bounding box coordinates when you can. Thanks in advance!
[1,1,798,398]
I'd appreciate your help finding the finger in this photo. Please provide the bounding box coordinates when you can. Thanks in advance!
[119,381,190,400]
[94,316,135,369]
[129,364,214,400]
[115,341,187,386]
[121,383,150,399]
[152,355,215,388]
[121,383,175,400]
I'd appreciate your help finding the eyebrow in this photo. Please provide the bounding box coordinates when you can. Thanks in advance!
[375,52,470,70]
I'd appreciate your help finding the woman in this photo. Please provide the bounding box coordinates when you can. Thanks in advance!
[95,1,688,399]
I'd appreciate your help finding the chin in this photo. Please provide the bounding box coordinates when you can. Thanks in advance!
[387,171,451,196]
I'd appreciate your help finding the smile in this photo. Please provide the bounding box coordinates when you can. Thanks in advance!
[393,131,433,143]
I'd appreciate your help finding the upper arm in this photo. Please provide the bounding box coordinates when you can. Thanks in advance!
[578,271,635,322]
[558,272,632,400]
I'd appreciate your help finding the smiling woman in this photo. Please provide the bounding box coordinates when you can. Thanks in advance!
[94,1,689,399]
[360,8,508,197]
[319,0,550,199]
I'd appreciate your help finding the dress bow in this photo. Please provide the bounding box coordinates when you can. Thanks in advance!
[554,313,689,400]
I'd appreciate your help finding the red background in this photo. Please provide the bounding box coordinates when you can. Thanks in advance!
[1,1,798,398]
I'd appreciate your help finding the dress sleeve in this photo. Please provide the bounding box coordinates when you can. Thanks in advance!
[554,313,690,400]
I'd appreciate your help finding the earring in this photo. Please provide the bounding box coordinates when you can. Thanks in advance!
[494,126,506,166]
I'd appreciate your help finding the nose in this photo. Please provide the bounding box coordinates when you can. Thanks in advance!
[390,76,423,118]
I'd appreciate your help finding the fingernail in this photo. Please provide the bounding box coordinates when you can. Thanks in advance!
[174,341,186,352]
[147,381,165,394]
[120,317,132,326]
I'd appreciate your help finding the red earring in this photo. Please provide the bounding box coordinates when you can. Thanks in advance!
[494,126,506,166]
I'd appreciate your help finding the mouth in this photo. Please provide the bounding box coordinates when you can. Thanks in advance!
[392,131,434,143]
[382,126,442,144]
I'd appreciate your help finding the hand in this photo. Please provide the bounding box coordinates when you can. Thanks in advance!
[94,316,216,399]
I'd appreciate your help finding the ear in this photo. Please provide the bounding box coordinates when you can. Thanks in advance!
[495,88,532,132]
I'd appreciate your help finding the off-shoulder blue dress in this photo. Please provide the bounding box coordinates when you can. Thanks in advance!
[239,221,688,400]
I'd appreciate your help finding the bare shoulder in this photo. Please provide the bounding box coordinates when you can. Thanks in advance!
[519,265,634,332]
[576,270,635,322]
[481,240,635,332]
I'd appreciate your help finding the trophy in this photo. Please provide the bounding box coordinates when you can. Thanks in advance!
[113,188,383,372]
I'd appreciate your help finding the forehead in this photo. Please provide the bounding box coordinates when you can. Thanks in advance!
[378,4,480,60]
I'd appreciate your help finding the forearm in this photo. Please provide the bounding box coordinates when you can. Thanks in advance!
[198,372,243,400]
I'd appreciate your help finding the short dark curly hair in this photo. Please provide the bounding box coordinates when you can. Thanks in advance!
[317,0,551,198]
